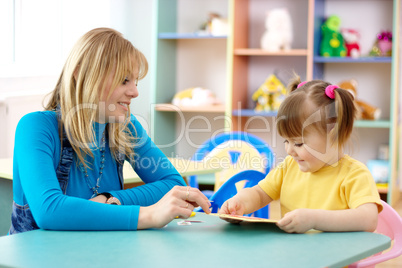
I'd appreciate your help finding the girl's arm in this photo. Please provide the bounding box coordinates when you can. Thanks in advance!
[219,185,273,216]
[277,203,378,233]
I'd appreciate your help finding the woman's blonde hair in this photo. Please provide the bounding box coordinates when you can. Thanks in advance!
[276,74,357,149]
[45,27,148,167]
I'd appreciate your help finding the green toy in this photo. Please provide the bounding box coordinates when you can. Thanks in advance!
[320,15,346,57]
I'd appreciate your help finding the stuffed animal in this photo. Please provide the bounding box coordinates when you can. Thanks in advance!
[338,80,381,120]
[341,28,360,58]
[199,13,228,36]
[252,74,286,112]
[172,87,220,106]
[260,8,293,52]
[370,31,392,56]
[320,15,347,57]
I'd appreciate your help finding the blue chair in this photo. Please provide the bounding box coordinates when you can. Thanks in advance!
[189,131,274,199]
[196,170,269,218]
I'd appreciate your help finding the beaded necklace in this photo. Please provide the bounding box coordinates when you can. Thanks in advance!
[79,131,106,198]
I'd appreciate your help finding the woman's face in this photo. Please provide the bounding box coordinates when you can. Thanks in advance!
[98,69,139,123]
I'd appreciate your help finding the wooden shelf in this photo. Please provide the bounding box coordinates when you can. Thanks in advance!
[234,48,309,56]
[158,32,227,39]
[354,120,391,128]
[313,56,392,63]
[377,183,389,194]
[232,110,391,129]
[232,109,277,117]
[155,103,226,113]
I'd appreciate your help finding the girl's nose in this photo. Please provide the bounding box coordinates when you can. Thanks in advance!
[286,143,296,156]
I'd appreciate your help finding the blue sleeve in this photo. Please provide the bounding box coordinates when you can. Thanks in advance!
[109,115,186,205]
[14,112,139,231]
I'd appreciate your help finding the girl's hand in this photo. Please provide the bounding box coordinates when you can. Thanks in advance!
[137,186,211,229]
[276,208,315,233]
[218,198,245,224]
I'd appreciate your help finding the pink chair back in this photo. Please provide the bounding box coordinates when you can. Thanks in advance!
[349,200,402,268]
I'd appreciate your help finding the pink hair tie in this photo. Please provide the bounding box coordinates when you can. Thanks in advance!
[297,81,307,88]
[325,85,338,99]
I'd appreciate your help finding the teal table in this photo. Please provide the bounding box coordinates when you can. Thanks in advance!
[0,213,391,268]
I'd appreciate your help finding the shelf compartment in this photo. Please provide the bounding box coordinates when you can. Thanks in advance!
[155,103,226,113]
[232,110,391,128]
[234,48,309,56]
[158,32,227,39]
[354,120,391,128]
[313,56,392,63]
[232,109,277,117]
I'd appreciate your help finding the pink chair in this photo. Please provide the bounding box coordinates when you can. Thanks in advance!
[349,200,402,267]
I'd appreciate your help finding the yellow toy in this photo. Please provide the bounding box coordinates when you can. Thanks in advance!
[252,74,287,112]
[172,87,219,106]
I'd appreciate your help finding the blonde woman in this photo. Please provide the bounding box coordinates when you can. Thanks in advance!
[9,28,210,234]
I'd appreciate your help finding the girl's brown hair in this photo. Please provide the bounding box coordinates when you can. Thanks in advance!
[276,75,357,148]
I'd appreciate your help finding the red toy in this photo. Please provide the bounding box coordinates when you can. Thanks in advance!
[341,28,360,58]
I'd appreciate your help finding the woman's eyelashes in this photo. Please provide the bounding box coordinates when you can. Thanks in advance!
[123,77,129,85]
[122,77,138,86]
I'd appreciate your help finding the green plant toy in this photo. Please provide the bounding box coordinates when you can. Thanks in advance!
[320,15,346,57]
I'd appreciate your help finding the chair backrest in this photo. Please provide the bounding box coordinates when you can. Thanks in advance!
[196,170,269,218]
[189,132,274,190]
[349,200,402,268]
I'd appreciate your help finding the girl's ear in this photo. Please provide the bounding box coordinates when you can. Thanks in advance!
[327,124,339,146]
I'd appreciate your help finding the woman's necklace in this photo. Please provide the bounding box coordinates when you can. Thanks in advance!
[79,131,106,198]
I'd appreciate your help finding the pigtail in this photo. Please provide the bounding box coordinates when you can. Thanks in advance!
[333,88,357,147]
[287,75,302,94]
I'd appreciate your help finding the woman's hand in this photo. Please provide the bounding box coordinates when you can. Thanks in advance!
[89,195,107,203]
[137,186,211,229]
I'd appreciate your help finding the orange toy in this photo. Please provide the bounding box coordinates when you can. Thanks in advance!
[338,80,381,120]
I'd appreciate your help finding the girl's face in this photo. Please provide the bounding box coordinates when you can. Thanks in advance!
[283,130,341,173]
[99,70,139,123]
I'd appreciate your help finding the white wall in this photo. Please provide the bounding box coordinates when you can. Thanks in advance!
[0,0,154,157]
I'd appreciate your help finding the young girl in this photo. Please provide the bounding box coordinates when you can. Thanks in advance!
[9,28,210,234]
[219,76,382,233]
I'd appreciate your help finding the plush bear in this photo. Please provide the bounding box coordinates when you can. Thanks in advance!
[320,15,347,57]
[260,8,293,52]
[341,28,360,58]
[172,87,220,106]
[252,74,287,112]
[338,80,381,120]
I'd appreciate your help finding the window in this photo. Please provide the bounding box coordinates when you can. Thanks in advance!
[0,0,111,77]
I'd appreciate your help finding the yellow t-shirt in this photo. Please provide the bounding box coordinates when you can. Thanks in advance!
[258,155,383,217]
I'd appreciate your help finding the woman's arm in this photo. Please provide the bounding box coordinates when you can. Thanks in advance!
[109,115,186,206]
[277,203,378,233]
[15,113,141,231]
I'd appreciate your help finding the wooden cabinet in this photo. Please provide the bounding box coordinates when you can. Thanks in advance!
[226,0,400,204]
[151,0,400,204]
[226,0,314,172]
[311,0,400,204]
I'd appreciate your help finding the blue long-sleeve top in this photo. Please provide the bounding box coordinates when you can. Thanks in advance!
[12,111,186,231]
